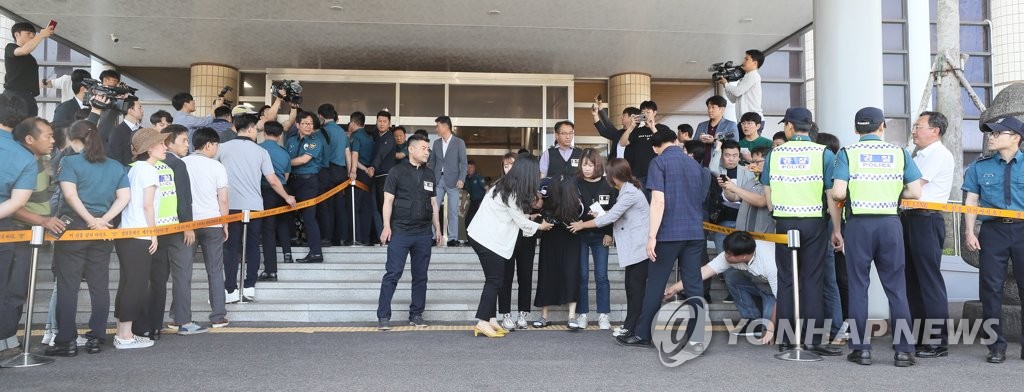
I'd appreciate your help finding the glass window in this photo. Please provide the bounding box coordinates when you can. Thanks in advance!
[240,73,267,97]
[547,86,569,119]
[762,83,803,115]
[450,85,542,118]
[780,36,803,50]
[883,23,906,51]
[962,87,989,117]
[760,51,803,80]
[962,119,983,152]
[883,0,905,19]
[299,82,396,116]
[964,56,990,84]
[883,54,907,82]
[884,85,908,115]
[399,84,444,117]
[960,25,988,52]
[884,118,909,147]
[960,0,987,21]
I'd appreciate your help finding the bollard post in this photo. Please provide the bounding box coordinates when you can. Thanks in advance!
[351,183,357,245]
[1,226,55,368]
[238,210,251,304]
[775,229,822,362]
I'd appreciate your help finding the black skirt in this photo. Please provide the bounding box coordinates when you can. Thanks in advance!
[533,224,581,307]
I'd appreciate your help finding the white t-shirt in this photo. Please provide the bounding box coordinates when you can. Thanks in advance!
[182,154,229,227]
[706,239,778,297]
[122,161,160,239]
[910,141,955,204]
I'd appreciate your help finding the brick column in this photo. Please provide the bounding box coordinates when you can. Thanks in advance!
[190,63,238,116]
[609,73,651,118]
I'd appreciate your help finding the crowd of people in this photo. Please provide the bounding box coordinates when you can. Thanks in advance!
[2,22,1023,368]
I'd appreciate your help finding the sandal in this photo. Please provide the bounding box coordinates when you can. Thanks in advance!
[531,318,550,328]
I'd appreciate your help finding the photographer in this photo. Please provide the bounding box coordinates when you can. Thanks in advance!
[619,101,671,192]
[94,70,124,144]
[591,99,639,160]
[4,22,53,117]
[694,95,738,167]
[718,49,765,121]
[171,92,224,140]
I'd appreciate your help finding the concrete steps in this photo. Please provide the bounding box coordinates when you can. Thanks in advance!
[27,244,741,325]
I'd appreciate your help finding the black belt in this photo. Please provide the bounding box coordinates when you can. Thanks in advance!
[292,173,317,180]
[988,218,1024,224]
[901,209,941,217]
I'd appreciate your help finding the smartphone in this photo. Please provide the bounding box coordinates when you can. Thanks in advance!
[47,20,57,30]
[719,174,729,182]
[48,214,73,239]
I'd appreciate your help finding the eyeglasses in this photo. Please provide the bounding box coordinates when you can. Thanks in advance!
[911,124,934,131]
[299,122,315,126]
[991,131,1018,138]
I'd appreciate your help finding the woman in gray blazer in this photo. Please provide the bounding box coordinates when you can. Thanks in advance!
[569,158,650,337]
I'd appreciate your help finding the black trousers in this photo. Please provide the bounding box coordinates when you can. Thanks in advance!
[902,212,949,345]
[498,234,536,314]
[977,220,1024,350]
[317,164,349,243]
[261,188,293,273]
[0,240,29,340]
[466,198,482,228]
[2,89,38,117]
[774,218,829,346]
[114,239,153,323]
[623,261,649,332]
[353,170,375,244]
[224,210,262,291]
[470,237,506,321]
[135,232,184,335]
[53,239,112,344]
[289,174,323,256]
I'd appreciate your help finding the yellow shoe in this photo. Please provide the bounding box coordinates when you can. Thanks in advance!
[473,327,505,338]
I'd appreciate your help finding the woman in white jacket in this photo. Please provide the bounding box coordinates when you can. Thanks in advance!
[467,156,553,338]
[569,158,650,337]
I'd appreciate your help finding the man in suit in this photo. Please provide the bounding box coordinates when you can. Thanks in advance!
[427,115,467,247]
[694,95,739,167]
[51,69,91,133]
[107,98,145,166]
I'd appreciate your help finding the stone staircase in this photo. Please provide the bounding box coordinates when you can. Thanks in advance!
[29,244,740,325]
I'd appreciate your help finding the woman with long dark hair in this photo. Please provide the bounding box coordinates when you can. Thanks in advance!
[45,120,130,356]
[532,174,585,329]
[570,158,650,337]
[574,149,616,330]
[467,156,552,337]
[497,152,542,330]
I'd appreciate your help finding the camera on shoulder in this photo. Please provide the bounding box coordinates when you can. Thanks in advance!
[271,80,304,105]
[709,61,745,82]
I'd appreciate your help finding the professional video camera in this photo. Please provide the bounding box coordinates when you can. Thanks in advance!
[81,78,139,112]
[709,61,745,82]
[270,80,303,105]
[218,85,234,107]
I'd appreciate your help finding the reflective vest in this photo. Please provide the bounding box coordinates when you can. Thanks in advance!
[131,160,180,226]
[844,140,905,216]
[768,140,826,218]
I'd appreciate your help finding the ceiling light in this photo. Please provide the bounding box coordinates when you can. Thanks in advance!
[487,10,501,15]
[243,81,253,88]
[330,5,343,10]
[131,46,145,50]
[739,18,754,23]
[686,60,697,64]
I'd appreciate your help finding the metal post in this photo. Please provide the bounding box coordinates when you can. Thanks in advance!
[1,226,55,368]
[775,229,822,362]
[351,184,357,244]
[238,210,250,304]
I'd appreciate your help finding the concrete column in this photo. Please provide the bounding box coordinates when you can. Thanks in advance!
[609,73,651,119]
[907,0,933,115]
[991,0,1024,95]
[190,63,238,117]
[813,0,884,146]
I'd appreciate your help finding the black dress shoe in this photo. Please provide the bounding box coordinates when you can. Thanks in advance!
[915,345,948,358]
[296,254,323,263]
[257,272,278,281]
[894,352,916,367]
[616,335,652,348]
[778,343,796,352]
[290,239,307,247]
[987,349,1006,364]
[847,349,872,365]
[45,341,77,357]
[282,254,294,263]
[84,338,102,354]
[807,344,843,356]
[446,239,461,247]
[149,330,161,341]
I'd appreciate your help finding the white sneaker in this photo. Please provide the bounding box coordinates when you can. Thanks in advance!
[500,313,515,331]
[242,287,256,301]
[41,329,56,346]
[75,335,88,347]
[225,289,240,304]
[114,335,154,349]
[612,326,630,337]
[176,322,209,335]
[598,313,611,330]
[577,313,588,329]
[516,311,529,329]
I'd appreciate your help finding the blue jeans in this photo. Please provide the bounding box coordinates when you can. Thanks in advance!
[578,231,610,314]
[823,221,843,337]
[377,231,433,319]
[723,269,775,320]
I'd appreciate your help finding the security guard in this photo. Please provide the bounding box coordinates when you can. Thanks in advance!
[761,107,842,356]
[287,111,326,263]
[963,115,1024,364]
[832,107,922,367]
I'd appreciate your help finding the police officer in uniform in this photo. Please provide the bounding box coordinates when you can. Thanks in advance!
[539,121,582,177]
[963,115,1024,364]
[287,111,326,263]
[832,107,922,367]
[761,107,843,356]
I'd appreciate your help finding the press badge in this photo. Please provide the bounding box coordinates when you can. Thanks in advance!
[598,194,610,205]
[424,181,434,192]
[859,154,894,169]
[571,158,580,167]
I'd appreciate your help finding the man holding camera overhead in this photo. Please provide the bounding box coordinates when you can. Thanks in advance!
[619,100,671,192]
[718,49,765,122]
[4,22,53,117]
[171,92,224,141]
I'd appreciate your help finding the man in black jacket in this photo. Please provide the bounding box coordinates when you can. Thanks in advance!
[50,69,91,134]
[592,103,639,161]
[106,98,144,166]
[368,110,397,243]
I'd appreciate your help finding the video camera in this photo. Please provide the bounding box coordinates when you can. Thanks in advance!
[218,86,234,107]
[709,61,745,82]
[271,80,303,105]
[81,78,139,112]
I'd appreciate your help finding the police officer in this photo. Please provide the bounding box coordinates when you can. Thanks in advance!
[539,121,582,177]
[0,107,38,352]
[760,107,842,356]
[963,115,1024,364]
[376,133,441,330]
[287,111,326,263]
[832,107,922,367]
[903,111,955,358]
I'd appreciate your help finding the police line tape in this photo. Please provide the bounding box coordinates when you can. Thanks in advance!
[703,199,1018,245]
[0,179,369,244]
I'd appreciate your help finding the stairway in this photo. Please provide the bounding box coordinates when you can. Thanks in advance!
[29,244,740,325]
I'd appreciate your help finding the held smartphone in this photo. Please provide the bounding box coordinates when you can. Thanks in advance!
[719,174,729,183]
[48,214,73,240]
[47,20,57,30]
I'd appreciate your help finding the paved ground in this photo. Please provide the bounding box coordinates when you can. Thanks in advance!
[1,325,1021,391]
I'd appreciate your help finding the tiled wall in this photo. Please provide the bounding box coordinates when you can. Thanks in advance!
[189,63,238,117]
[991,0,1024,94]
[609,73,651,119]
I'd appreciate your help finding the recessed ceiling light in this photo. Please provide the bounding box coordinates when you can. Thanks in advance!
[487,10,501,15]
[330,5,343,11]
[686,60,697,64]
[739,18,754,23]
[243,81,253,88]
[131,46,145,50]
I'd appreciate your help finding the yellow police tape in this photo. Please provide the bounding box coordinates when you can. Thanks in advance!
[0,179,369,243]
